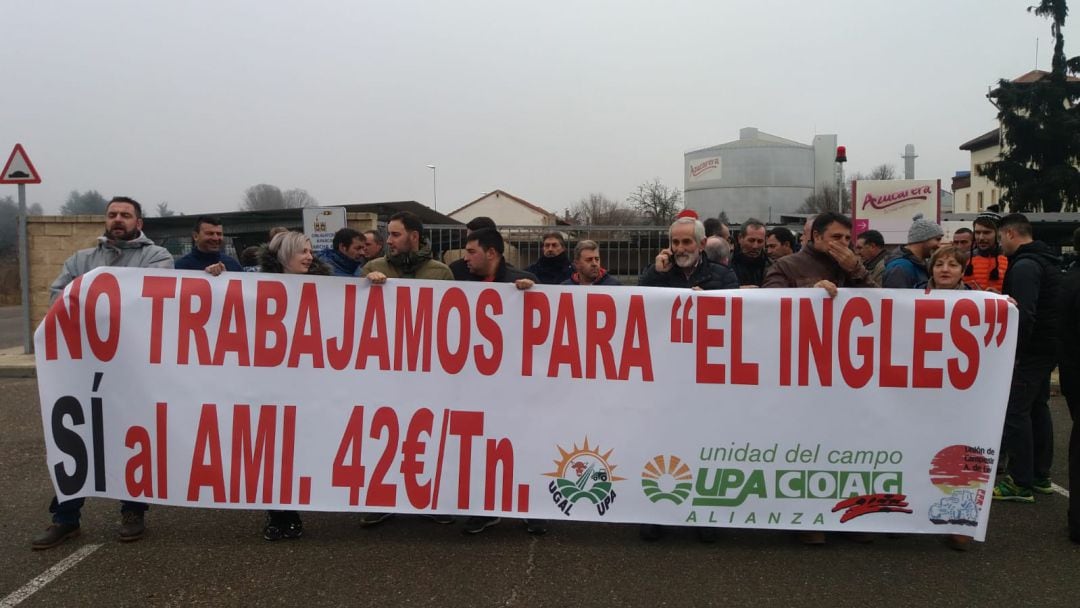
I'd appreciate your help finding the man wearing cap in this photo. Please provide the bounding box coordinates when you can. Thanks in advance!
[964,213,1009,292]
[881,213,942,289]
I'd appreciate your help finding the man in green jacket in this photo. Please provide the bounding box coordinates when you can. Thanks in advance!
[363,211,453,282]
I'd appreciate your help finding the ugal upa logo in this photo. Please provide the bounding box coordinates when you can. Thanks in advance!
[544,438,624,517]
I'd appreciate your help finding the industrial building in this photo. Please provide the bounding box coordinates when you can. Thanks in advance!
[684,128,838,223]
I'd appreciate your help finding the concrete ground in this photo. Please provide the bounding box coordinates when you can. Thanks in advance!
[1,377,1078,608]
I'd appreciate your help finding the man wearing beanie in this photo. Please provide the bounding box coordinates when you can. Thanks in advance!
[881,213,943,288]
[964,212,1009,292]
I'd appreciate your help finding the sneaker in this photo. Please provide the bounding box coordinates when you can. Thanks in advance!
[425,514,455,525]
[797,532,827,545]
[639,524,664,542]
[463,517,501,534]
[524,519,547,535]
[119,510,145,542]
[31,523,80,550]
[992,477,1035,503]
[263,512,303,541]
[696,527,718,544]
[1032,478,1055,495]
[944,534,971,551]
[359,512,395,527]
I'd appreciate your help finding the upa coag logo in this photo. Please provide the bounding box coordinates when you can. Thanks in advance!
[544,438,624,517]
[641,454,693,505]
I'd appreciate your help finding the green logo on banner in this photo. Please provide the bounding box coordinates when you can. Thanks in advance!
[544,438,625,517]
[641,454,693,504]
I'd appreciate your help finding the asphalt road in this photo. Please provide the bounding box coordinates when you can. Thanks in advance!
[2,377,1078,608]
[0,306,23,349]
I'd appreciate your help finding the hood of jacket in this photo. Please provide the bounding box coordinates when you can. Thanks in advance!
[1010,240,1061,266]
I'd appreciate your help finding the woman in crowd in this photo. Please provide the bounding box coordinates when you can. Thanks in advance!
[926,245,971,291]
[256,230,330,540]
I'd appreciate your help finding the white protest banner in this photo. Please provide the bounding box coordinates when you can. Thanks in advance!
[36,269,1016,540]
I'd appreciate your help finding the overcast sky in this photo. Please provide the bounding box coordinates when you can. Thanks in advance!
[3,0,1076,217]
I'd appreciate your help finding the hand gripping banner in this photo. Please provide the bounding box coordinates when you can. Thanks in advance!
[36,268,1017,540]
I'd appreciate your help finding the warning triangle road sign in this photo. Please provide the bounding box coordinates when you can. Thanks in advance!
[0,144,41,184]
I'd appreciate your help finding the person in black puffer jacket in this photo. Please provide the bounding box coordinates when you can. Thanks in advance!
[994,214,1061,503]
[525,231,574,285]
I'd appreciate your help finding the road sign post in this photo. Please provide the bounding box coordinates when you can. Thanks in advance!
[1,144,43,355]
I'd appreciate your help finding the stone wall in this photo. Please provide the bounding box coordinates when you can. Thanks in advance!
[28,215,106,330]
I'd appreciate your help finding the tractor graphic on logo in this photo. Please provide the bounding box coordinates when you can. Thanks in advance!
[544,438,624,517]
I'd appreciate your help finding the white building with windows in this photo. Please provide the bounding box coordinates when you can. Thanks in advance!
[953,128,1002,213]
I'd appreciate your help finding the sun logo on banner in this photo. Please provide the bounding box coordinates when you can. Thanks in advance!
[544,438,625,516]
[641,454,693,505]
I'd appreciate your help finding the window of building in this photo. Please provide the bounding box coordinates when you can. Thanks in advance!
[992,189,998,205]
[965,193,971,211]
[977,191,984,210]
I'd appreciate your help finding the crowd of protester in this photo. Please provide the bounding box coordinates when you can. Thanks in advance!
[30,195,1080,552]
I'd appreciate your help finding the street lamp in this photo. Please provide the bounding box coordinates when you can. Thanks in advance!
[426,164,437,211]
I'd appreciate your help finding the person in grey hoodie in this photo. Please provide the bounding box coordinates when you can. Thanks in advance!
[881,213,943,289]
[33,196,173,551]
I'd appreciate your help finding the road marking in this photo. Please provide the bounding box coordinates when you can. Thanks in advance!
[1051,482,1070,498]
[0,544,102,607]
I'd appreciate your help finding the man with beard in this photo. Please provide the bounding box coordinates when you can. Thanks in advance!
[882,213,942,289]
[638,216,737,543]
[526,231,574,285]
[362,211,453,281]
[174,216,243,275]
[730,219,769,286]
[315,227,366,277]
[639,217,739,290]
[964,213,1009,292]
[994,214,1061,503]
[562,240,621,286]
[33,197,173,550]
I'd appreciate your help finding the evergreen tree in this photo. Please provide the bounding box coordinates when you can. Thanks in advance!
[982,0,1080,212]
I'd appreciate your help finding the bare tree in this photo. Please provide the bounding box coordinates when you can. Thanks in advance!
[569,193,641,225]
[283,188,318,208]
[242,184,284,211]
[156,201,177,217]
[627,179,682,226]
[799,184,851,214]
[856,164,897,181]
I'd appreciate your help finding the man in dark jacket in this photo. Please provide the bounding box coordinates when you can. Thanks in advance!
[174,216,244,275]
[638,217,736,543]
[639,217,739,290]
[763,212,875,292]
[882,213,942,288]
[526,231,574,285]
[1060,227,1080,541]
[316,227,366,277]
[994,214,1062,503]
[730,219,769,286]
[450,217,497,280]
[457,227,543,536]
[562,240,621,286]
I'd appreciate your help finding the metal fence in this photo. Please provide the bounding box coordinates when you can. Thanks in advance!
[423,224,671,283]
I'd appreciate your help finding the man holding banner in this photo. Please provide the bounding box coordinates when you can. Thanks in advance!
[33,196,173,550]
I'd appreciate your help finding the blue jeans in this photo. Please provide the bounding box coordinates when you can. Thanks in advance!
[49,496,148,525]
